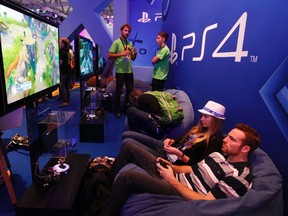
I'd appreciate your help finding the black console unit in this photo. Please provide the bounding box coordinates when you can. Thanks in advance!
[79,112,107,143]
[15,154,90,216]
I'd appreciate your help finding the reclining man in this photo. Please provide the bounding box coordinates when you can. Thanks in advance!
[126,89,183,139]
[101,123,260,216]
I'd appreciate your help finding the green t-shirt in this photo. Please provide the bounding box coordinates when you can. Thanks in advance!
[153,45,170,80]
[109,38,134,74]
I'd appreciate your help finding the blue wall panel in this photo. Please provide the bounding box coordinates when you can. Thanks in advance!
[162,0,288,211]
[129,0,162,66]
[59,0,287,212]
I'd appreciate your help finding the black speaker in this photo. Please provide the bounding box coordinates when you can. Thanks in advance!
[79,113,107,143]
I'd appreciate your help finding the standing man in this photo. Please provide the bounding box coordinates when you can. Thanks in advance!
[151,32,170,91]
[108,24,137,119]
[58,38,72,107]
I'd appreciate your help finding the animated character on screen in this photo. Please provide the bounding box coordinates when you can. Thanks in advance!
[79,40,93,75]
[5,31,37,98]
[44,41,60,87]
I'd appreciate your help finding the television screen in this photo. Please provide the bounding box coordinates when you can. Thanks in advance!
[0,0,60,115]
[92,45,98,74]
[75,35,94,78]
[95,45,106,75]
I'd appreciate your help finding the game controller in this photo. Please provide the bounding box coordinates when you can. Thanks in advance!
[157,161,167,168]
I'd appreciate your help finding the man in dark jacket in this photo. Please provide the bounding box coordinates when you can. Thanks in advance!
[127,89,166,139]
[58,38,72,107]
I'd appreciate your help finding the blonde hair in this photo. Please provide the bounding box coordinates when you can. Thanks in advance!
[179,116,223,148]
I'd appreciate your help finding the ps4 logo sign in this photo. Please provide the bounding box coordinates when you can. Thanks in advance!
[137,12,162,23]
[170,12,250,64]
[170,33,178,64]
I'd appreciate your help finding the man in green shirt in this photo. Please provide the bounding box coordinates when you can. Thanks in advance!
[152,32,170,91]
[108,24,137,119]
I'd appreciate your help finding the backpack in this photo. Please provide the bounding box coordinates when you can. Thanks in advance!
[144,91,184,126]
[77,158,114,216]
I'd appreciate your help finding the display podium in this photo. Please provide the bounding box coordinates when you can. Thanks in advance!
[38,111,76,141]
[79,112,107,143]
[38,111,76,155]
[26,107,77,181]
[15,153,90,216]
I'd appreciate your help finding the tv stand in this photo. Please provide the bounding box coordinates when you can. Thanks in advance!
[15,153,90,216]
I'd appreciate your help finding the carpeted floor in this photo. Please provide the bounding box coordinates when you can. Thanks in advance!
[0,85,125,216]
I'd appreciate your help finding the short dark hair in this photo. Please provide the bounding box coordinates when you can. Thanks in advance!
[236,123,260,154]
[121,24,132,32]
[61,38,69,46]
[158,32,169,42]
[129,90,143,107]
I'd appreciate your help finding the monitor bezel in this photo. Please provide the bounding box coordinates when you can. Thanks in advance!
[74,35,95,79]
[0,0,60,116]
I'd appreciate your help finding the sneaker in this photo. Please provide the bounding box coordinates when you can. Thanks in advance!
[59,102,69,107]
[115,113,122,119]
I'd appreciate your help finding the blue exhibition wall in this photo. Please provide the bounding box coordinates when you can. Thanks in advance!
[162,0,288,211]
[128,0,162,82]
[129,0,162,66]
[58,0,287,211]
[59,0,113,59]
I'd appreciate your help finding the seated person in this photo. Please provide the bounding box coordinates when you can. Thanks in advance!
[101,123,260,216]
[127,89,183,139]
[121,100,226,166]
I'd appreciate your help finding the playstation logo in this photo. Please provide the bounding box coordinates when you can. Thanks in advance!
[170,33,178,64]
[138,12,151,23]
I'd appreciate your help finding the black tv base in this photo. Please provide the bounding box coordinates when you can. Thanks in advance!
[79,112,107,143]
[15,153,90,216]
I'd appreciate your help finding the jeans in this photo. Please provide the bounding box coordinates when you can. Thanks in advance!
[60,73,71,103]
[126,107,166,139]
[152,78,165,91]
[115,73,134,113]
[102,142,179,216]
[121,131,166,158]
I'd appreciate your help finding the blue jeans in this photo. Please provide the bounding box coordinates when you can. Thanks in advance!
[121,131,166,158]
[102,142,179,216]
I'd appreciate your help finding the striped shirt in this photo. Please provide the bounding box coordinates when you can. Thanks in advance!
[176,152,252,199]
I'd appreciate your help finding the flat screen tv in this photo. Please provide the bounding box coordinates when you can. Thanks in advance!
[74,35,94,78]
[95,45,106,75]
[0,0,60,116]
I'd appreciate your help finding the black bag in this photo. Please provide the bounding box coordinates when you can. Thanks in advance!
[77,158,114,216]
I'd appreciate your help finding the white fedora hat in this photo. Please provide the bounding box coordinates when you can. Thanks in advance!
[198,101,226,120]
